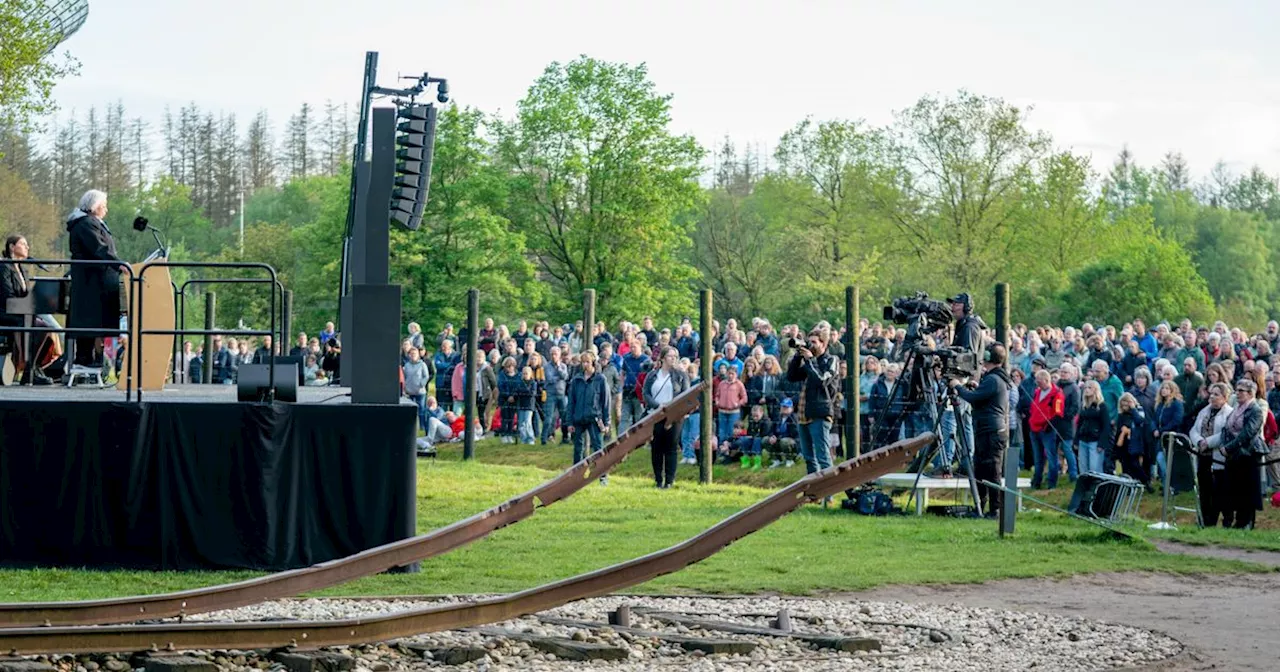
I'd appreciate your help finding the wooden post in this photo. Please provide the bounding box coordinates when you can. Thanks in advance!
[281,289,293,357]
[202,292,215,384]
[582,289,596,356]
[463,288,479,461]
[844,286,860,457]
[699,289,713,485]
[996,282,1015,537]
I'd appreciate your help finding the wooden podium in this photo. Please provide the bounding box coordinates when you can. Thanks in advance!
[116,259,175,391]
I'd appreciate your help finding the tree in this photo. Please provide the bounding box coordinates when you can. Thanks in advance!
[872,91,1050,292]
[496,56,704,322]
[0,164,60,256]
[1060,234,1214,326]
[689,140,777,319]
[0,0,78,133]
[1188,207,1274,319]
[1157,151,1191,193]
[1101,146,1153,213]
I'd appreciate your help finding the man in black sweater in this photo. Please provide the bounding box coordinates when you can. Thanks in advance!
[951,343,1012,517]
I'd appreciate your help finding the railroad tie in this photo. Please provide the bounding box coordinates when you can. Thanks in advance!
[633,608,881,652]
[536,615,757,655]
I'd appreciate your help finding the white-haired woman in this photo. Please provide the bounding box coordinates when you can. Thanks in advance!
[66,190,125,368]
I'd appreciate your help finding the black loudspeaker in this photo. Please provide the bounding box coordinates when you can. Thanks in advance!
[348,284,402,404]
[236,363,299,403]
[273,355,305,385]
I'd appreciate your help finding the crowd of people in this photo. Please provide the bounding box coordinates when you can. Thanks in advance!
[397,308,1276,528]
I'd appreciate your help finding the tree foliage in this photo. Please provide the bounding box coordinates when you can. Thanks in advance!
[0,0,78,132]
[1061,233,1214,327]
[496,56,704,324]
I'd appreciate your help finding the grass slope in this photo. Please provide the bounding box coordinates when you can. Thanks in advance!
[0,453,1266,603]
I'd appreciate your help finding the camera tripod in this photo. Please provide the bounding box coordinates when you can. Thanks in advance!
[869,348,985,516]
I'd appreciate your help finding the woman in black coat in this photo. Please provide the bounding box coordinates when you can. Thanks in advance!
[66,190,125,367]
[1218,379,1266,529]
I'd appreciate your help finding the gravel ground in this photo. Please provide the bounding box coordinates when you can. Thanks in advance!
[129,594,1183,671]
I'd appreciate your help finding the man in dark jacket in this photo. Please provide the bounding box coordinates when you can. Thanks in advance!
[66,190,125,368]
[786,327,840,475]
[565,351,610,465]
[952,343,1012,516]
[948,292,986,467]
[1054,363,1081,482]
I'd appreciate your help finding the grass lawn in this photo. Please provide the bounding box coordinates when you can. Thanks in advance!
[0,440,1270,603]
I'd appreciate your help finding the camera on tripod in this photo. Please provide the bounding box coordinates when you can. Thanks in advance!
[881,291,978,383]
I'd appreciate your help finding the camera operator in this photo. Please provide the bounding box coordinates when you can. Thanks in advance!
[948,293,986,473]
[786,327,840,476]
[949,342,1011,517]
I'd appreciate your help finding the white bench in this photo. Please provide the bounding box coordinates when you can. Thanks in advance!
[874,473,1032,515]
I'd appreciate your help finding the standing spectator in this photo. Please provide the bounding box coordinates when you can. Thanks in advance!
[1152,380,1185,481]
[733,405,773,471]
[1219,379,1266,528]
[565,352,610,465]
[496,357,519,443]
[643,346,690,488]
[619,336,651,431]
[319,322,336,346]
[403,348,430,432]
[1054,363,1081,482]
[1029,369,1065,489]
[859,357,880,447]
[1134,319,1158,360]
[289,332,308,358]
[598,341,622,435]
[680,359,701,464]
[406,322,424,351]
[212,336,235,384]
[1190,382,1232,526]
[714,366,748,447]
[252,335,274,364]
[434,341,459,410]
[1113,393,1150,488]
[514,365,537,445]
[1075,380,1110,475]
[1176,331,1206,372]
[786,327,840,477]
[542,347,569,445]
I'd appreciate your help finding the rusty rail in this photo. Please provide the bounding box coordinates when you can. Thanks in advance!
[0,385,705,629]
[0,434,930,655]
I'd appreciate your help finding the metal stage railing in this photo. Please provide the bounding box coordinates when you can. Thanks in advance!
[135,261,281,402]
[174,276,286,385]
[0,258,283,403]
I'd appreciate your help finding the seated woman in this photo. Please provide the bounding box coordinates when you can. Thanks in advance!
[0,235,59,385]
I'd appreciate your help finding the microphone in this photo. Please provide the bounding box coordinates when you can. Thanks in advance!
[132,216,149,232]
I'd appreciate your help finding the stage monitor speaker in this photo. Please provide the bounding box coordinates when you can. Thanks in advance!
[348,283,402,405]
[273,355,305,385]
[236,363,299,403]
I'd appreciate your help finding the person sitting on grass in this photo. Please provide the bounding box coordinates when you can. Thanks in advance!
[733,404,773,471]
[767,398,800,468]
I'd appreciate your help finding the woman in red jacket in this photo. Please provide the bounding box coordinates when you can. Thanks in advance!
[1029,369,1065,489]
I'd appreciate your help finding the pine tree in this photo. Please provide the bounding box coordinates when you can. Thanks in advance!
[243,110,274,192]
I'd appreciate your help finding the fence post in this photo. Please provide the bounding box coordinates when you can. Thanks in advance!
[582,289,596,357]
[463,288,479,461]
[699,289,713,485]
[281,289,293,356]
[203,292,215,384]
[996,282,1015,537]
[844,286,860,458]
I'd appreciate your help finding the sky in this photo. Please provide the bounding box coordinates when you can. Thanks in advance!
[46,0,1280,181]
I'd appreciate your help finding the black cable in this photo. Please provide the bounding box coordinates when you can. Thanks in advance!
[317,392,352,404]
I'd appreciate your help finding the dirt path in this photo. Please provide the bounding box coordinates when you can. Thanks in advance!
[833,571,1280,671]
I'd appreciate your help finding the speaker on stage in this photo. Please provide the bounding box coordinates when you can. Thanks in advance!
[236,363,298,403]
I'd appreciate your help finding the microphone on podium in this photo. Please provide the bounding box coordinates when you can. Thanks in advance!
[133,216,168,260]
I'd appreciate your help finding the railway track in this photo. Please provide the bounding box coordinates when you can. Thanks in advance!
[0,434,931,655]
[0,384,705,629]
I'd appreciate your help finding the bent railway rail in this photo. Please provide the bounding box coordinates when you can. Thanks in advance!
[0,434,931,655]
[0,384,706,629]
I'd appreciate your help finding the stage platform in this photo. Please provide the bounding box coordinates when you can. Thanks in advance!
[0,383,417,572]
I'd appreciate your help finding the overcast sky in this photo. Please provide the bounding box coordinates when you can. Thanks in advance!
[48,0,1280,180]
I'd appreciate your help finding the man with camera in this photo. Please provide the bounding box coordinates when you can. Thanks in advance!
[948,293,985,473]
[949,342,1011,517]
[785,327,840,476]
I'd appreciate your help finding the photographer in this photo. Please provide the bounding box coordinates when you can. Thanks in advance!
[948,293,985,472]
[786,327,840,475]
[949,343,1012,517]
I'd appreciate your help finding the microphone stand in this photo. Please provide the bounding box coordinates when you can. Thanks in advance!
[142,226,170,263]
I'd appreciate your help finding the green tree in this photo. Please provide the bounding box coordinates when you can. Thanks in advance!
[1188,207,1274,319]
[1060,234,1214,326]
[0,0,78,132]
[0,164,59,256]
[496,56,704,323]
[392,105,536,333]
[872,91,1049,293]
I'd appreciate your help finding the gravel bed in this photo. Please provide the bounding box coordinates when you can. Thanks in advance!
[24,595,1181,671]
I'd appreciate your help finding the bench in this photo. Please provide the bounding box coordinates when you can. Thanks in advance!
[874,472,1031,515]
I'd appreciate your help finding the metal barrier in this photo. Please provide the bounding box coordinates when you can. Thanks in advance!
[135,262,281,401]
[0,259,138,400]
[0,258,284,402]
[175,277,287,384]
